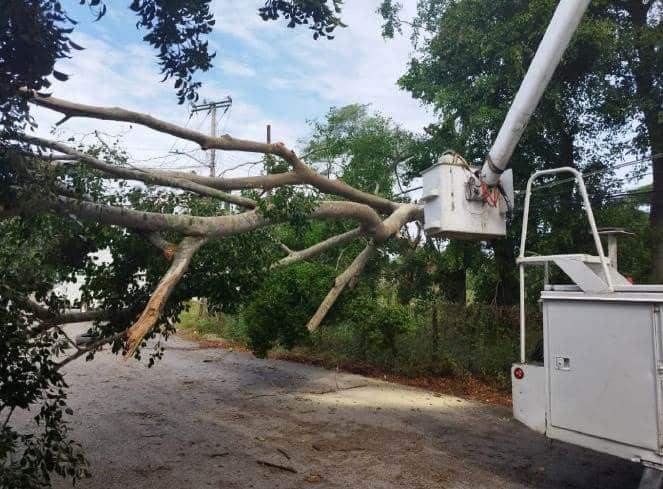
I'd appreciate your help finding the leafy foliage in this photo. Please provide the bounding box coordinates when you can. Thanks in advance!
[0,201,92,487]
[305,104,414,198]
[259,0,346,39]
[243,263,336,357]
[129,0,216,103]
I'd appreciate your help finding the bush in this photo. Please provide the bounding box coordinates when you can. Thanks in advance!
[242,263,336,357]
[308,301,541,390]
[181,292,541,390]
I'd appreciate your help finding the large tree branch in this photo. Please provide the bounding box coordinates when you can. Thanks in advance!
[27,91,276,154]
[51,195,385,239]
[179,171,303,192]
[125,236,207,357]
[20,92,427,349]
[18,135,257,209]
[26,92,400,213]
[21,298,140,337]
[272,227,363,268]
[306,242,376,332]
[23,298,108,325]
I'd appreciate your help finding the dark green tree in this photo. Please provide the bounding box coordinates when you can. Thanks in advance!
[381,0,661,298]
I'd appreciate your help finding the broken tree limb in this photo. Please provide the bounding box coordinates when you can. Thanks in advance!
[9,92,429,352]
[51,195,385,240]
[124,236,207,357]
[272,227,363,269]
[25,90,276,155]
[140,232,178,260]
[22,298,106,323]
[306,241,376,332]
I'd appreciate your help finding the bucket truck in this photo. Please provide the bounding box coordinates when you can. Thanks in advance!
[419,1,663,487]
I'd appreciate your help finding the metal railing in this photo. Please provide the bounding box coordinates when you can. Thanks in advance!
[518,167,613,363]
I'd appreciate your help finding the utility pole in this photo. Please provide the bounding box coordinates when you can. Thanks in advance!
[191,97,232,177]
[266,124,271,144]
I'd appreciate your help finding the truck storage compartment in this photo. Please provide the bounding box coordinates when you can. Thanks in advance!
[544,298,662,452]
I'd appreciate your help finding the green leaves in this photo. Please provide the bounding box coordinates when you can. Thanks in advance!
[304,104,414,197]
[243,262,337,356]
[257,187,318,231]
[258,0,345,40]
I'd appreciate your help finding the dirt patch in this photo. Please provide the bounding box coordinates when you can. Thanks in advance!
[269,350,512,406]
[178,330,512,407]
[177,331,250,352]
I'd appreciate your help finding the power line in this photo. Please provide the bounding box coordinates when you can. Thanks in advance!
[529,153,662,193]
[191,97,233,177]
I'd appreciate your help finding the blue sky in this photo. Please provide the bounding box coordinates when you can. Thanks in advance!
[34,1,433,177]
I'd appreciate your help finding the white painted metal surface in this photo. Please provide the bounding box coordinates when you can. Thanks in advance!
[421,154,508,239]
[545,298,660,451]
[511,364,546,434]
[512,289,663,469]
[481,0,592,185]
[511,164,663,481]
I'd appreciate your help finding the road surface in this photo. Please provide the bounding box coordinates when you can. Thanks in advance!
[49,323,640,488]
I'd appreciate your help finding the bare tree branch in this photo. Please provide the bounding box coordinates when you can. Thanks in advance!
[56,329,128,369]
[272,228,363,269]
[22,298,107,324]
[26,92,401,213]
[124,236,207,357]
[51,195,386,239]
[18,135,258,209]
[26,91,276,153]
[306,242,376,332]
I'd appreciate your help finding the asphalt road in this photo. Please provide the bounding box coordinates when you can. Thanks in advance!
[45,323,642,488]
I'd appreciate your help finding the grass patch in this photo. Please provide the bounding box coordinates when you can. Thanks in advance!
[177,301,249,342]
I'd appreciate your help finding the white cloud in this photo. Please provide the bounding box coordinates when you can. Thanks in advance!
[219,59,256,78]
[29,1,433,181]
[211,0,433,133]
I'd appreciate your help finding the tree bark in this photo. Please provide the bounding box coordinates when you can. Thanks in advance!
[125,237,207,357]
[272,228,363,268]
[306,242,376,332]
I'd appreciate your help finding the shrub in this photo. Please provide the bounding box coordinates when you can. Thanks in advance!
[242,263,335,357]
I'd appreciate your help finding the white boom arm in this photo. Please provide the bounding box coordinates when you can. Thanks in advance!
[480,0,592,186]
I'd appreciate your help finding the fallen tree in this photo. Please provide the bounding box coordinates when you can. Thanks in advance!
[4,91,422,362]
